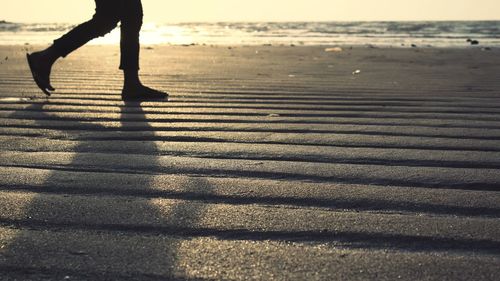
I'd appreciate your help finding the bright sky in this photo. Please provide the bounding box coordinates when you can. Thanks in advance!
[3,0,500,23]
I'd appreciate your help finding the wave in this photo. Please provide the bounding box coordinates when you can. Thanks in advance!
[175,21,500,36]
[0,22,73,32]
[2,20,500,46]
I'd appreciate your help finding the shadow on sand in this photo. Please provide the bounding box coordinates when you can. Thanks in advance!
[1,100,213,280]
[1,98,500,278]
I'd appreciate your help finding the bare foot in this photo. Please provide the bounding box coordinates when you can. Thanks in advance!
[121,84,168,101]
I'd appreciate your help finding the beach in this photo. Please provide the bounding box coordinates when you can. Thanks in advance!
[0,44,499,280]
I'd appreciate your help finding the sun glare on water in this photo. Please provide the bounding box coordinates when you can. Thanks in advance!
[89,23,195,45]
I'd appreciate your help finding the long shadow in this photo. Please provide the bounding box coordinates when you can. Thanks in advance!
[1,100,214,279]
[1,99,499,279]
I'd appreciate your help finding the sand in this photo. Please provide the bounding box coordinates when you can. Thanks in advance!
[0,45,499,280]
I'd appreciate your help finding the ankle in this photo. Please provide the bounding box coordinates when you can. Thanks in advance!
[123,71,141,87]
[38,46,60,66]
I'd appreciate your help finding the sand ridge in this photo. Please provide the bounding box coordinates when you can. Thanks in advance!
[0,45,499,280]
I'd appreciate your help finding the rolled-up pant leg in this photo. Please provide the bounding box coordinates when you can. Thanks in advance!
[53,0,119,57]
[119,0,143,70]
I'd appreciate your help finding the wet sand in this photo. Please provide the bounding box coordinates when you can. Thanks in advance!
[0,45,499,280]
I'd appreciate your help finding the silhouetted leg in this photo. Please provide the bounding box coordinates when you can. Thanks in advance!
[120,0,168,100]
[27,0,167,100]
[119,0,143,71]
[53,1,119,57]
[27,0,120,95]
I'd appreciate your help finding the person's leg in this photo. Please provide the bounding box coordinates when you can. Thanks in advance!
[52,1,120,58]
[120,0,167,100]
[27,0,120,95]
[119,0,142,74]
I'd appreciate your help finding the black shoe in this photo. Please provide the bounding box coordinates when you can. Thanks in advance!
[122,85,168,101]
[26,53,55,96]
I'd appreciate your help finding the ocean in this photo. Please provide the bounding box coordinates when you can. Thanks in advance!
[1,20,499,47]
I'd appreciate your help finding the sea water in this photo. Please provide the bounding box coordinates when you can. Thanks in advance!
[1,20,499,47]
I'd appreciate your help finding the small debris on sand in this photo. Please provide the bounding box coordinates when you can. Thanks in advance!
[467,38,479,45]
[325,47,343,52]
[69,250,88,256]
[267,114,281,117]
[352,69,361,75]
[411,44,417,48]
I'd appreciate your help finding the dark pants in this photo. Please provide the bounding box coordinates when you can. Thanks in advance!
[53,0,143,70]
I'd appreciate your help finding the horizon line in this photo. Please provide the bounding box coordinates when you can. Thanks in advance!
[3,19,500,24]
